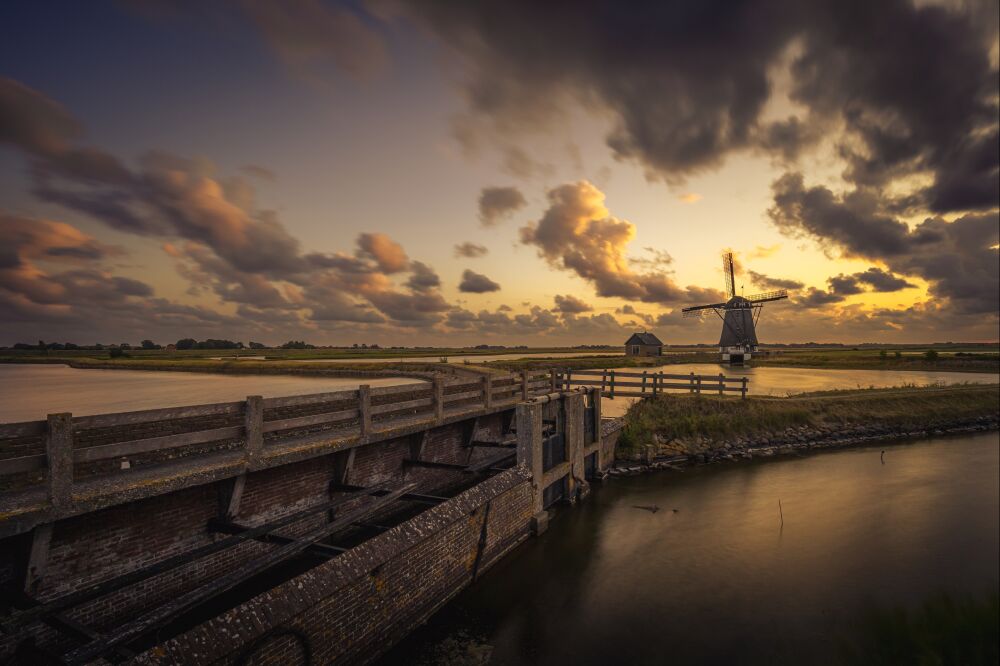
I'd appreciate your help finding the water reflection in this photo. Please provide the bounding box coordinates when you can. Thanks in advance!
[0,364,423,422]
[380,432,1000,665]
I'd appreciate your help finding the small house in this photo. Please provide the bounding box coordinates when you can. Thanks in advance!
[624,332,663,357]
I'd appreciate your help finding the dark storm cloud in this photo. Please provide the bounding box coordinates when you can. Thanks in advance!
[405,261,441,292]
[477,186,527,227]
[770,175,999,314]
[852,268,915,293]
[391,0,997,210]
[747,271,804,291]
[458,269,501,293]
[553,294,592,314]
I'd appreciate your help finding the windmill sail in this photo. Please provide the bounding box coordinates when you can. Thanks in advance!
[723,251,736,299]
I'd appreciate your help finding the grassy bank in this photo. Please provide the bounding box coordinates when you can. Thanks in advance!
[618,384,1000,452]
[755,348,999,374]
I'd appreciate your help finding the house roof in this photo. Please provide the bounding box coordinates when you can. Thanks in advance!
[624,332,663,346]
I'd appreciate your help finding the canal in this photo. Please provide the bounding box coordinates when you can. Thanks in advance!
[380,432,1000,665]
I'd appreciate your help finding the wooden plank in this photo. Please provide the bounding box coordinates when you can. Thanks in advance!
[72,425,244,463]
[260,389,357,409]
[0,453,47,475]
[72,402,242,429]
[369,383,430,397]
[443,389,481,403]
[370,397,433,415]
[0,420,45,438]
[433,377,444,422]
[262,409,358,433]
[444,380,480,391]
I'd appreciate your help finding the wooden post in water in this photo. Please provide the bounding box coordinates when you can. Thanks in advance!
[358,385,372,438]
[433,377,444,422]
[45,413,73,512]
[244,396,264,466]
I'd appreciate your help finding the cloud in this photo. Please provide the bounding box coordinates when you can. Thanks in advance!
[356,232,409,274]
[477,186,527,226]
[519,181,719,304]
[390,1,997,211]
[458,269,501,293]
[241,164,275,181]
[852,267,915,292]
[678,193,702,204]
[769,173,998,314]
[552,294,592,313]
[748,270,804,291]
[405,260,441,292]
[453,242,489,258]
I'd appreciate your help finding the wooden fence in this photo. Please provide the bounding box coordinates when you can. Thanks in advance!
[0,371,556,507]
[556,369,748,399]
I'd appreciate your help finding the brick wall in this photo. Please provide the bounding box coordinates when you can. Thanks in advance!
[0,410,520,662]
[133,467,533,666]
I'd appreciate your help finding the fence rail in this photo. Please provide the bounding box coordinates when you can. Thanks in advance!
[0,367,746,515]
[555,369,748,400]
[0,371,558,503]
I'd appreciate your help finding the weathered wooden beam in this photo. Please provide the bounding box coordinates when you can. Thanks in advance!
[63,485,416,665]
[45,413,73,512]
[207,520,348,558]
[244,395,263,466]
[24,524,53,596]
[358,385,372,438]
[222,474,245,521]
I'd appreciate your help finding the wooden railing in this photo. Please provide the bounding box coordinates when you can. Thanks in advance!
[556,369,748,399]
[0,371,555,504]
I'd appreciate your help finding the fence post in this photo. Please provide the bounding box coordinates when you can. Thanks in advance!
[433,377,444,422]
[718,373,725,396]
[600,370,607,395]
[244,395,264,465]
[741,376,748,400]
[696,375,702,395]
[565,369,572,392]
[610,370,616,399]
[483,374,493,409]
[689,372,695,394]
[358,385,372,437]
[641,371,647,395]
[521,371,529,400]
[550,369,558,392]
[45,413,73,512]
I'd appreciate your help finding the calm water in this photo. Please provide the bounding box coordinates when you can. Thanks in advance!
[600,364,1000,416]
[381,432,1000,665]
[0,365,422,422]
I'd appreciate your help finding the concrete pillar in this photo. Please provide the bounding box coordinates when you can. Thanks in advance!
[564,392,589,501]
[590,387,605,471]
[515,402,546,534]
[45,412,73,512]
[433,376,444,422]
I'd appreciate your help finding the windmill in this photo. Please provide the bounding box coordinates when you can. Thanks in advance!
[682,251,789,364]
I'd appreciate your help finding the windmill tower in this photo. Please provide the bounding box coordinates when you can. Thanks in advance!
[682,251,789,364]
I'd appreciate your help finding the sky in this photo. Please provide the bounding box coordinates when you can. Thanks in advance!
[0,0,998,347]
